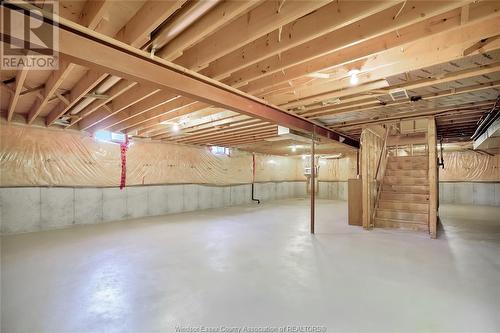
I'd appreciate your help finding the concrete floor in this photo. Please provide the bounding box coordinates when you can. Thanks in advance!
[1,199,499,332]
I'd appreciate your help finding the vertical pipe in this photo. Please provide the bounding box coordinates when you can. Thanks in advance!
[251,153,260,204]
[310,127,316,234]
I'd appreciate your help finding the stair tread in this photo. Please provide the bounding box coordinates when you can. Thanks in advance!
[376,208,428,215]
[374,217,428,225]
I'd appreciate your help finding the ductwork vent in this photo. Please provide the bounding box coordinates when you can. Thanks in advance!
[389,88,409,101]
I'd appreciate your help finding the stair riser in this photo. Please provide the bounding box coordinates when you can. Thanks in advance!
[376,210,428,223]
[385,170,428,177]
[382,185,429,194]
[380,193,429,203]
[384,177,429,186]
[374,219,429,232]
[378,201,428,213]
[386,163,428,171]
[388,156,429,163]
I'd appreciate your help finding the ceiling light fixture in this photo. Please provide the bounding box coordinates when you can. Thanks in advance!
[349,69,360,85]
[172,123,180,132]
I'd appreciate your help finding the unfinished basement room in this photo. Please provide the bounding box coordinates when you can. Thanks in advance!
[1,0,500,332]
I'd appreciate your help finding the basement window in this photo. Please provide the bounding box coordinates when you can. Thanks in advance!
[94,130,126,144]
[210,146,230,156]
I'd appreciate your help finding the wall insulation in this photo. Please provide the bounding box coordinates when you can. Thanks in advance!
[0,125,301,187]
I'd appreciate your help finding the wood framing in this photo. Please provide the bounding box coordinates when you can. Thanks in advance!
[0,4,357,148]
[428,117,438,238]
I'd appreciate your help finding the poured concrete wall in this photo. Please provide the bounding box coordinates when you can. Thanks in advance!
[317,181,348,200]
[439,182,500,206]
[0,181,306,234]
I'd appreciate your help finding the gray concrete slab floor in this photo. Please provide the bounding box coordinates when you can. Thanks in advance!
[1,199,500,332]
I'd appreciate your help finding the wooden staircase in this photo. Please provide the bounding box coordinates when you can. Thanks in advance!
[374,155,430,232]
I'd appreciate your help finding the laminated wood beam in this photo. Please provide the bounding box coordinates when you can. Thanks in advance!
[0,4,357,147]
[7,67,28,122]
[135,1,476,132]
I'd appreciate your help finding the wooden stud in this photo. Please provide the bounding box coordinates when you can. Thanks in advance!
[7,67,28,122]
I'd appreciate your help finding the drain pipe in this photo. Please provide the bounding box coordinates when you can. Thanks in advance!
[251,153,260,204]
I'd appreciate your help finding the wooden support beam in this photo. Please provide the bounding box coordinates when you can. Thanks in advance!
[200,0,399,80]
[125,102,208,134]
[78,85,160,130]
[115,0,187,48]
[428,117,438,239]
[304,80,500,119]
[184,127,276,145]
[93,92,179,131]
[222,0,468,89]
[172,121,269,142]
[67,80,137,128]
[242,6,500,96]
[80,0,110,30]
[7,67,28,122]
[0,5,355,147]
[107,95,196,133]
[173,0,332,70]
[46,70,108,126]
[27,60,76,124]
[157,0,260,61]
[146,113,248,138]
[329,100,495,130]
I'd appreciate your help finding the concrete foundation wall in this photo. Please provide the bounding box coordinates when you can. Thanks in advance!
[0,181,307,234]
[439,182,500,206]
[317,181,348,200]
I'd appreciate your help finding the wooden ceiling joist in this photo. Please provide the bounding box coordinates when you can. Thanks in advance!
[0,4,357,147]
[200,0,400,80]
[7,67,28,122]
[157,0,261,61]
[242,7,500,96]
[27,60,76,124]
[223,0,470,90]
[173,0,332,71]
